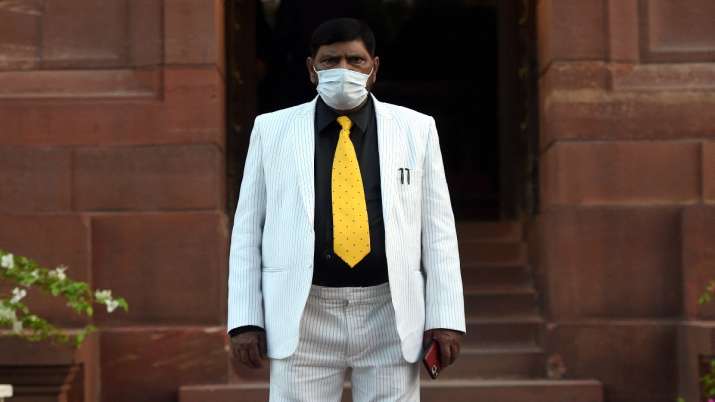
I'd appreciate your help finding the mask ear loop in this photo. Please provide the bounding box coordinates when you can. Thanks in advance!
[312,65,320,84]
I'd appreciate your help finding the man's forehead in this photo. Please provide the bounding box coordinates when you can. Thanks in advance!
[316,41,370,56]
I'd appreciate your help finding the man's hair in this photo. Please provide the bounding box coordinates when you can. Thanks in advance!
[310,18,376,57]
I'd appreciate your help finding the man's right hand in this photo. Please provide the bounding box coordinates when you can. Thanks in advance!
[230,330,267,369]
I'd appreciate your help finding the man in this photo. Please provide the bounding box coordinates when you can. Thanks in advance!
[227,18,465,402]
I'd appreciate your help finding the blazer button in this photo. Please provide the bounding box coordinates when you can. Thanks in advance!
[323,251,332,261]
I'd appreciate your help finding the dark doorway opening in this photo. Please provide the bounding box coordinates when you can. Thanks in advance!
[226,0,538,222]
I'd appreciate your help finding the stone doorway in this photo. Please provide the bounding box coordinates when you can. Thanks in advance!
[226,0,538,221]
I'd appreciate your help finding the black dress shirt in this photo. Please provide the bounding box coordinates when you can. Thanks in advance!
[312,95,388,286]
[229,96,389,338]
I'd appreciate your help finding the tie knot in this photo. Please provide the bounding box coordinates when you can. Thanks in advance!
[337,116,352,131]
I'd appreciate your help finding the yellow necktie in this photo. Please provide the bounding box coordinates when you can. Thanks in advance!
[332,116,371,268]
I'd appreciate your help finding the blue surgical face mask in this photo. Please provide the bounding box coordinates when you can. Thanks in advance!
[313,66,373,110]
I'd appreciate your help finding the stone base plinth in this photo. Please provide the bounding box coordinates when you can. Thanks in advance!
[0,331,98,402]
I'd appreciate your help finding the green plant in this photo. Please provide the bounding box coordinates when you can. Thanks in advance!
[700,280,715,306]
[695,282,715,401]
[702,359,715,400]
[0,249,128,348]
[676,282,715,402]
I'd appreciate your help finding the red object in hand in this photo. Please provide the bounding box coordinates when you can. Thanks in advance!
[422,340,442,379]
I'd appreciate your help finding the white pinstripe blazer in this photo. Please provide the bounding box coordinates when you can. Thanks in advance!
[227,94,466,363]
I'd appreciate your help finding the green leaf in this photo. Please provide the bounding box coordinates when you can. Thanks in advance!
[0,250,129,347]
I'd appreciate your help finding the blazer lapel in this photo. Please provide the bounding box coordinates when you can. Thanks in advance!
[293,94,396,228]
[292,97,318,226]
[373,94,396,226]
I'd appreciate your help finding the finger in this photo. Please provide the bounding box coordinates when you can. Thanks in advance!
[258,334,267,359]
[239,348,250,367]
[438,339,451,368]
[452,341,461,363]
[449,343,458,365]
[247,344,263,369]
[230,342,240,360]
[422,330,434,349]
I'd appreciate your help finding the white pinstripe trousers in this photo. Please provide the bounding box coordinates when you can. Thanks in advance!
[268,282,420,402]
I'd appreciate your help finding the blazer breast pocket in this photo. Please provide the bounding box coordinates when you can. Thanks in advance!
[397,167,422,222]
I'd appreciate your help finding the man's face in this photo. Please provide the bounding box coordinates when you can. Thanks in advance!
[307,40,380,90]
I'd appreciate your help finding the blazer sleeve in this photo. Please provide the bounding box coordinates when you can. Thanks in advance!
[421,116,467,333]
[227,116,267,333]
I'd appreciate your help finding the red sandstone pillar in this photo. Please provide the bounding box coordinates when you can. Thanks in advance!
[534,0,715,401]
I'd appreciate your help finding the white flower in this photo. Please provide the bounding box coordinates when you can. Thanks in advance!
[0,304,21,333]
[50,265,68,281]
[10,287,27,304]
[105,299,119,313]
[95,289,112,300]
[1,253,14,269]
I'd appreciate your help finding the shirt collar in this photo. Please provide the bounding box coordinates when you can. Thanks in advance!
[315,95,373,135]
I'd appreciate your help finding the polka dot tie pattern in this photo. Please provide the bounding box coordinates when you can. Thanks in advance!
[332,115,371,268]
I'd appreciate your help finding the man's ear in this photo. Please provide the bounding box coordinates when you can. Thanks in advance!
[306,57,317,85]
[371,56,380,86]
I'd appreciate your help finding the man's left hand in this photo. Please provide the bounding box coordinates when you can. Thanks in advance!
[423,328,463,368]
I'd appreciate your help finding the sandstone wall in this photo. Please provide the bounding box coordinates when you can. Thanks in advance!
[0,2,229,401]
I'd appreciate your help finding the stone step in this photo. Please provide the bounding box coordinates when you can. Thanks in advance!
[460,262,532,287]
[420,379,603,402]
[429,346,545,380]
[456,221,523,242]
[464,285,539,316]
[463,315,543,347]
[181,379,603,402]
[459,240,527,265]
[229,345,545,383]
